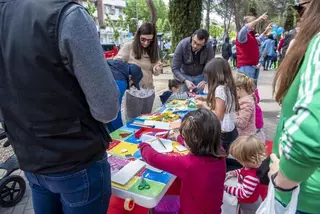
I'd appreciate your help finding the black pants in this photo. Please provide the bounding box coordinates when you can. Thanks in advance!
[221,128,242,172]
[221,128,238,153]
[264,55,272,70]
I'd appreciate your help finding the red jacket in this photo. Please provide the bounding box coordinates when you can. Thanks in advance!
[236,31,259,68]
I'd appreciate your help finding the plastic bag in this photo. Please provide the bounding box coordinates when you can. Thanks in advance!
[256,181,300,214]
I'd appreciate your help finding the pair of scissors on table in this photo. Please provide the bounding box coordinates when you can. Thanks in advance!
[138,178,150,190]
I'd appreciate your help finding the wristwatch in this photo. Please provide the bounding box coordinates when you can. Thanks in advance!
[271,172,298,192]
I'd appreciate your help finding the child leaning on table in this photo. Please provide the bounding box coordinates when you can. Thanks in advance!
[159,79,189,104]
[139,108,226,214]
[224,135,267,214]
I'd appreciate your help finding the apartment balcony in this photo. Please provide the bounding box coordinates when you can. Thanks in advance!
[103,0,126,8]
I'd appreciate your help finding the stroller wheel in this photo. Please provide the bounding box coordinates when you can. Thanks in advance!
[0,175,26,207]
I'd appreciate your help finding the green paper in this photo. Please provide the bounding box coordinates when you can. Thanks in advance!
[110,129,133,141]
[128,178,166,198]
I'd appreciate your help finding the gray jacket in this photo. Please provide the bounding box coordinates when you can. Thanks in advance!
[172,37,214,83]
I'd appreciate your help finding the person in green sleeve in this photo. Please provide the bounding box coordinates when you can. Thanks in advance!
[270,0,320,213]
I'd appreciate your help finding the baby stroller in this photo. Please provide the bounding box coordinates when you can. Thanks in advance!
[0,151,26,207]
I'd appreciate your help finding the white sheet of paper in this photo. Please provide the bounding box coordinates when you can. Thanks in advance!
[111,159,145,185]
[140,134,173,153]
[144,120,170,130]
[175,145,188,152]
[145,163,163,173]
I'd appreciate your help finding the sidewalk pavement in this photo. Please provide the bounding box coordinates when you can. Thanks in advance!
[0,68,280,214]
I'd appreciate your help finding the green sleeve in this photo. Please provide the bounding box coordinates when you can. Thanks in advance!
[279,35,320,182]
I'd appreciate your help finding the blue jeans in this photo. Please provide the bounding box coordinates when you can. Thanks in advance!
[25,154,111,214]
[106,80,127,132]
[238,66,259,85]
[181,74,205,93]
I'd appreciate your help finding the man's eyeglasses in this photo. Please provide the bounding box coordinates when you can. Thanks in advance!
[140,37,154,44]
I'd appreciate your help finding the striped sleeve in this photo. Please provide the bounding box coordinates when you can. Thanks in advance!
[279,34,320,182]
[225,175,260,199]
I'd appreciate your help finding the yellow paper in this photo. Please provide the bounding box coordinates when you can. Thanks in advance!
[172,142,189,155]
[112,176,139,190]
[109,142,138,157]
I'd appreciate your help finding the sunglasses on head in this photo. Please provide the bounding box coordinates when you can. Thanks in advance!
[140,37,154,43]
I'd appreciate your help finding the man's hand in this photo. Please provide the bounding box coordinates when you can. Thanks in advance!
[197,81,207,90]
[258,12,268,22]
[264,23,273,34]
[185,80,196,90]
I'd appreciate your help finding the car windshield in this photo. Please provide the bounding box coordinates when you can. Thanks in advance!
[101,44,114,52]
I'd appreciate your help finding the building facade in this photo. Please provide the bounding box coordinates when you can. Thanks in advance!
[77,0,129,44]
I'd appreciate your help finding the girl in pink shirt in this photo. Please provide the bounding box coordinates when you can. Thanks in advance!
[139,108,226,214]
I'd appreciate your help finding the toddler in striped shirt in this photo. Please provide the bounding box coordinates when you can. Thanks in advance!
[224,135,266,214]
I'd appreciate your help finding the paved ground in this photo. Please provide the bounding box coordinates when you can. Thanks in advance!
[0,67,280,214]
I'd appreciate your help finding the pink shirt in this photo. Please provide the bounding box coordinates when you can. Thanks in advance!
[139,143,226,214]
[236,95,256,136]
[254,89,264,129]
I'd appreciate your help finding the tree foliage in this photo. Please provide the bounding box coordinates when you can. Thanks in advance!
[209,25,224,38]
[85,0,96,20]
[283,3,296,31]
[213,0,234,35]
[125,0,168,33]
[169,0,202,52]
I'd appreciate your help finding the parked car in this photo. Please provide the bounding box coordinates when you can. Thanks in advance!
[101,43,118,59]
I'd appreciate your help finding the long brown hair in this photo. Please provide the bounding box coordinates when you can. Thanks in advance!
[274,0,320,103]
[205,58,240,112]
[132,0,159,63]
[180,108,225,158]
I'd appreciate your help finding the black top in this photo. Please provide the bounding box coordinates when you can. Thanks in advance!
[0,0,111,174]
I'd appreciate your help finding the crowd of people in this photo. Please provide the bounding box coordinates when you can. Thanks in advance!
[0,0,319,213]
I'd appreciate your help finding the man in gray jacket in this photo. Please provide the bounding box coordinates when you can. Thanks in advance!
[172,29,214,93]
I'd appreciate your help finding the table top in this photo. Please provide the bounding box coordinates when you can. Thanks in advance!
[107,99,196,208]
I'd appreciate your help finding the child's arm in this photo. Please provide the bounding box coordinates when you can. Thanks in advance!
[226,169,241,180]
[139,143,188,179]
[225,175,260,199]
[236,100,254,129]
[214,98,226,121]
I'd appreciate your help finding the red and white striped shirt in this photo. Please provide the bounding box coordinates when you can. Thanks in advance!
[225,168,262,204]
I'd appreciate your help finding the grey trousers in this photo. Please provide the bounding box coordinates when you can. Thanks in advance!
[237,197,262,214]
[125,92,155,121]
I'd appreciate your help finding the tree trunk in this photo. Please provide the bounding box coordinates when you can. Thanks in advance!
[232,0,241,32]
[169,0,203,52]
[96,0,104,26]
[206,0,211,31]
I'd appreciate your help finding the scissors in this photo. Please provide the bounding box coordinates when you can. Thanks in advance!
[138,178,150,190]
